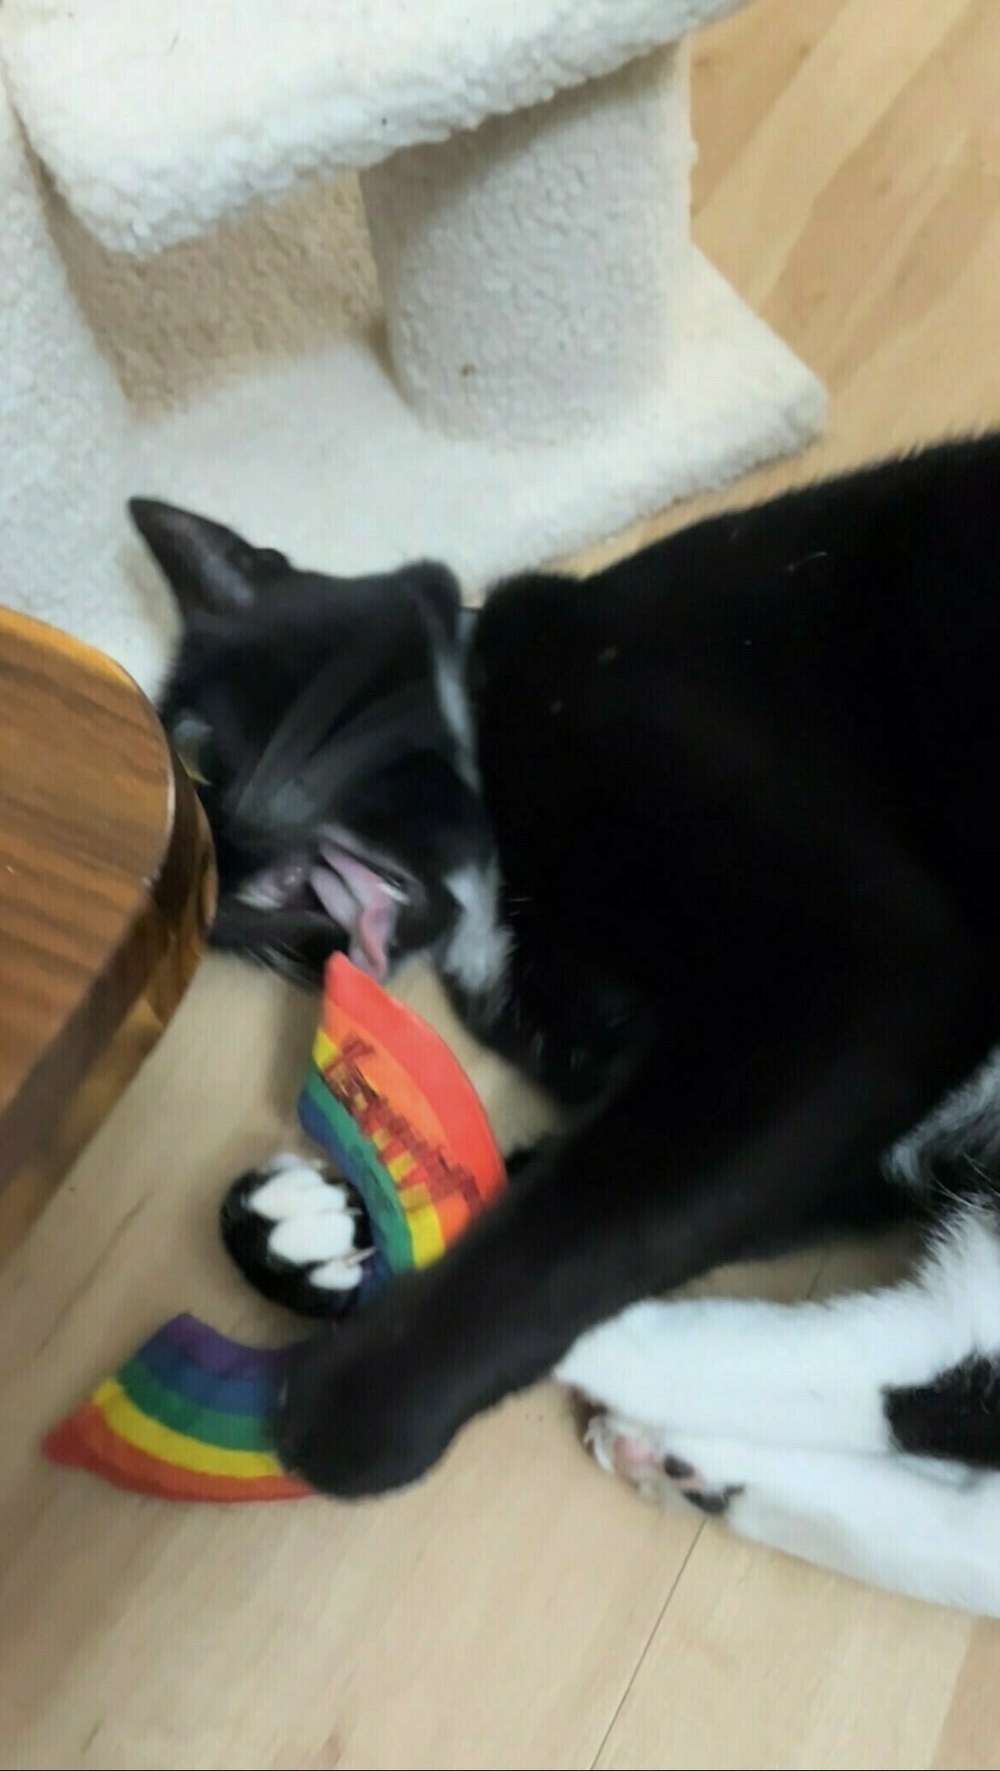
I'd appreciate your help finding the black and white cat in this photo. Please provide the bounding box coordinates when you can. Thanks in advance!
[135,434,1000,1614]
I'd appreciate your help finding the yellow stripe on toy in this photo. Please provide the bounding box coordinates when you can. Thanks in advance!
[91,1379,284,1480]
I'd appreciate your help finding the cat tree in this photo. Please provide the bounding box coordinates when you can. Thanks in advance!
[0,0,824,693]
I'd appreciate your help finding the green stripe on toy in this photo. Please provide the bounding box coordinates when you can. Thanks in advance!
[44,956,507,1501]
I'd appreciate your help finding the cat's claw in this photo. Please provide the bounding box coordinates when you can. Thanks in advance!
[586,1411,744,1517]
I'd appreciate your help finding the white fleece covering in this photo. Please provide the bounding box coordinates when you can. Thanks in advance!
[3,0,749,254]
[0,81,173,688]
[0,0,824,696]
[135,251,824,603]
[361,50,694,444]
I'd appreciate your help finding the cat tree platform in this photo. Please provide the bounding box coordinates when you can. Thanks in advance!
[0,0,824,691]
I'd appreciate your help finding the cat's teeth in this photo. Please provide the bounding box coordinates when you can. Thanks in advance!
[237,881,285,908]
[236,855,312,907]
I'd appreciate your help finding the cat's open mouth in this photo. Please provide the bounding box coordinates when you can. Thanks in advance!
[233,827,410,981]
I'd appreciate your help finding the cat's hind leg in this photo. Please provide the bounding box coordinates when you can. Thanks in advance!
[559,1194,1000,1453]
[589,1415,1000,1615]
[571,1193,1000,1613]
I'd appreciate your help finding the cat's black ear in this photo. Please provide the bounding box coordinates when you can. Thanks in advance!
[128,498,288,620]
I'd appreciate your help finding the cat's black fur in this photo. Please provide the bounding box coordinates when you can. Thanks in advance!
[137,435,1000,1496]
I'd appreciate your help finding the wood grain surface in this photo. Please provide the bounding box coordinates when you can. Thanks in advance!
[0,608,214,1191]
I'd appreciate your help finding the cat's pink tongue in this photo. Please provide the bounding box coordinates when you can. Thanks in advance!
[310,846,401,981]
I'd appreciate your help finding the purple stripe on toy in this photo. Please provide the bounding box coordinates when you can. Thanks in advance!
[155,1314,298,1380]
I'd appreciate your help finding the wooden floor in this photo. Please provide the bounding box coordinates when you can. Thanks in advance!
[3,2,1000,1764]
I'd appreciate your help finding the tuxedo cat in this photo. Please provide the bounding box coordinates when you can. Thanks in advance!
[135,434,1000,1614]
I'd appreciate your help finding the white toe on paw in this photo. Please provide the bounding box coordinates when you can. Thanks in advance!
[267,1208,360,1265]
[249,1161,348,1223]
[259,1151,319,1174]
[244,1151,373,1286]
[308,1253,370,1291]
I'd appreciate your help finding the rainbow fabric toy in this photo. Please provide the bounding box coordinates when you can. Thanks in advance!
[298,953,507,1292]
[44,955,506,1502]
[43,1314,309,1501]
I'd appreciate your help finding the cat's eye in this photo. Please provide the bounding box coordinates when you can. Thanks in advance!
[172,713,213,786]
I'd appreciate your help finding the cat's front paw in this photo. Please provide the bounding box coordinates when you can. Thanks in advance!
[276,1280,459,1496]
[220,1152,373,1319]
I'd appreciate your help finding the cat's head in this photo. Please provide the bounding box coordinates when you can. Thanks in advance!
[135,499,495,987]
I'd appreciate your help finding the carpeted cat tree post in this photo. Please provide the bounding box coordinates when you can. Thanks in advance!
[0,1,824,693]
[0,80,156,681]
